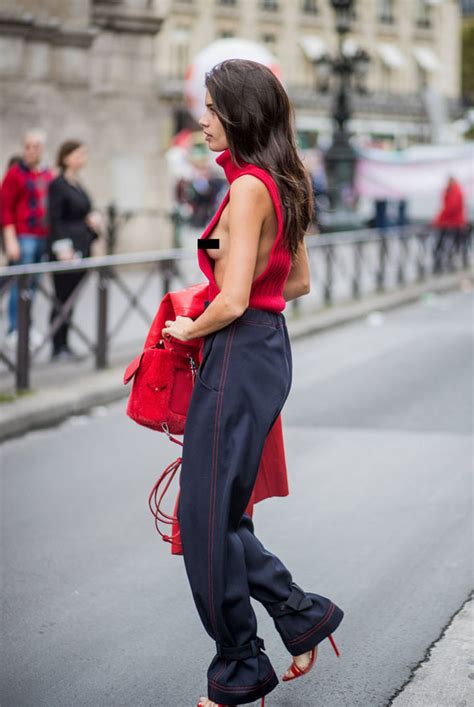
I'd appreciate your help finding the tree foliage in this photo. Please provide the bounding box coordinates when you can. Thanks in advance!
[462,19,474,106]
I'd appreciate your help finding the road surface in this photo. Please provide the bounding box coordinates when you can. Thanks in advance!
[1,287,472,706]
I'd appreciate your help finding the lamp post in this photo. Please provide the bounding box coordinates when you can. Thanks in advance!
[316,0,370,231]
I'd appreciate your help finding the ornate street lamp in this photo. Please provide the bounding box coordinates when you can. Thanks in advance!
[316,0,370,230]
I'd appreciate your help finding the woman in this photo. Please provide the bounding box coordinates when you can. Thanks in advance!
[48,140,101,360]
[161,60,344,707]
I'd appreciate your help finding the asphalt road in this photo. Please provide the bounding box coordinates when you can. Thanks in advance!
[1,288,472,707]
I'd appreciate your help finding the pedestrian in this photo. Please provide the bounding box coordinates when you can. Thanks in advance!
[432,175,467,272]
[0,155,21,252]
[47,140,102,360]
[161,59,344,707]
[1,130,54,349]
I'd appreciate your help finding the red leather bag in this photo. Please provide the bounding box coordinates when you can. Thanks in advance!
[124,281,289,557]
[123,282,209,434]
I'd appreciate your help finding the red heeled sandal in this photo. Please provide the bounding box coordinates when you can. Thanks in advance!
[197,698,265,706]
[281,633,340,682]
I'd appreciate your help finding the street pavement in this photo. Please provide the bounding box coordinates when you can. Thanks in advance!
[0,270,469,441]
[0,287,472,707]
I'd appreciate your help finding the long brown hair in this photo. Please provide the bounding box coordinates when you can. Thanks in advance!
[205,59,314,259]
[56,140,83,170]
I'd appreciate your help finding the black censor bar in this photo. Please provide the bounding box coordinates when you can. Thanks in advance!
[198,238,220,249]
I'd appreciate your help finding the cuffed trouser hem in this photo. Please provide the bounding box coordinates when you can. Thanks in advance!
[268,592,344,657]
[207,652,278,706]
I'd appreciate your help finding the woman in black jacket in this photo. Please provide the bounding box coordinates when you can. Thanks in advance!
[48,140,102,360]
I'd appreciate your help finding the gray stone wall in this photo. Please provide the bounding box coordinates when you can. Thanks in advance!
[0,0,173,253]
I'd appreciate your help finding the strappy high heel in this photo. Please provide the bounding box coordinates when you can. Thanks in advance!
[197,698,265,706]
[281,633,340,682]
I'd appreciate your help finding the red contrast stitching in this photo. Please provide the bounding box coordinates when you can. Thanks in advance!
[208,324,236,638]
[210,663,227,684]
[287,602,335,645]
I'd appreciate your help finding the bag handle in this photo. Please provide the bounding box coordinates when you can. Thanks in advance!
[147,425,185,547]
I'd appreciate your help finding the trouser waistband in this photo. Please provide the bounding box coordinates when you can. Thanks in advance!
[203,300,284,328]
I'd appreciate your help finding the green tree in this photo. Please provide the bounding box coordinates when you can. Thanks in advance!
[462,19,474,106]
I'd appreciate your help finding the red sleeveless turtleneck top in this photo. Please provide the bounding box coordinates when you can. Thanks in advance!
[197,148,292,313]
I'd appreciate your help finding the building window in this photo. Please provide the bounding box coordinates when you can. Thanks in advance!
[302,0,318,14]
[260,0,279,9]
[415,0,432,28]
[218,29,235,38]
[378,0,395,23]
[380,60,392,93]
[216,0,237,6]
[417,64,428,89]
[170,27,190,80]
[261,33,277,52]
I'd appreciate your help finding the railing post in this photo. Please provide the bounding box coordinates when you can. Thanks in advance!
[417,230,426,282]
[171,208,182,249]
[161,260,173,297]
[376,233,386,292]
[352,241,362,299]
[96,268,109,369]
[106,202,118,255]
[323,243,333,306]
[16,274,31,392]
[462,225,471,269]
[397,234,406,286]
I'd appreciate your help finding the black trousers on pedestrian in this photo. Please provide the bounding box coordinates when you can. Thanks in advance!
[178,305,344,705]
[50,270,85,353]
[433,226,467,272]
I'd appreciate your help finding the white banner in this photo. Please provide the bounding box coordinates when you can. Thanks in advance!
[355,144,474,201]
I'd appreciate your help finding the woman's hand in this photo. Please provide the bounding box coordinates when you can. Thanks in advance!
[57,247,75,261]
[162,316,195,342]
[86,211,103,234]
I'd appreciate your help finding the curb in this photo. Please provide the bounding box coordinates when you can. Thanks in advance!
[389,594,473,706]
[0,270,471,444]
[287,269,472,340]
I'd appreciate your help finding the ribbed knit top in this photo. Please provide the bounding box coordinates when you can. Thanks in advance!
[197,148,292,313]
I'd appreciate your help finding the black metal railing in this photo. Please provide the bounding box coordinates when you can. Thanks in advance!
[0,224,471,393]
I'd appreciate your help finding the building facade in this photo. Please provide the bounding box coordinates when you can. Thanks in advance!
[157,0,462,147]
[0,1,463,253]
[0,0,172,252]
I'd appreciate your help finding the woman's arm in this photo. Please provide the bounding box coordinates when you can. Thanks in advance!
[283,237,311,302]
[187,175,269,339]
[48,179,75,258]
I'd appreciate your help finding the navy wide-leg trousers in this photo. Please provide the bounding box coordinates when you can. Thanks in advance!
[178,306,344,705]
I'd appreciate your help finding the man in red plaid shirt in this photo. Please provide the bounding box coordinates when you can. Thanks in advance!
[1,130,55,345]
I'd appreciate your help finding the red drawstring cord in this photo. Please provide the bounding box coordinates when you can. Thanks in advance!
[148,422,184,547]
[147,355,199,548]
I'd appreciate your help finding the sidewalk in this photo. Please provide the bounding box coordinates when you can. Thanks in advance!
[389,596,473,707]
[0,269,471,443]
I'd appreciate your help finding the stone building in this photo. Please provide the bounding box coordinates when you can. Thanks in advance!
[157,0,462,147]
[0,0,170,252]
[0,1,463,252]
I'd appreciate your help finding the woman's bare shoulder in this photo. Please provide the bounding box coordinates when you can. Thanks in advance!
[229,173,273,206]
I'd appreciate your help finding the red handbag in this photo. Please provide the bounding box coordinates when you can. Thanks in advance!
[123,281,209,435]
[124,281,289,557]
[123,282,210,554]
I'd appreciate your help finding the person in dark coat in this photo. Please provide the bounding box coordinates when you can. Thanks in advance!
[47,140,102,360]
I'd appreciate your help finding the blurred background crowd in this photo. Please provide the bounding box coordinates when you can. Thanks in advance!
[1,0,472,252]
